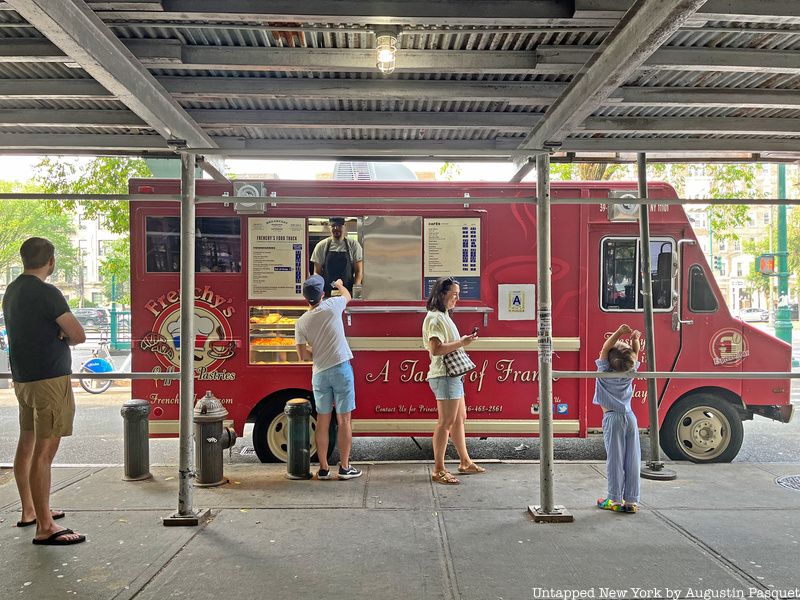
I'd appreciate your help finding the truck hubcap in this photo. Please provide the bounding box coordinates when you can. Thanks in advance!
[677,406,730,460]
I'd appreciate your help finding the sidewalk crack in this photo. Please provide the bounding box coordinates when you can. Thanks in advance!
[649,507,770,593]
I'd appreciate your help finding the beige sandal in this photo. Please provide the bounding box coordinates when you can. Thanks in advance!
[431,470,460,485]
[457,463,486,474]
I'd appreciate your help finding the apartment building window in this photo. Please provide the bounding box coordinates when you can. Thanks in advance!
[98,240,114,257]
[732,239,741,252]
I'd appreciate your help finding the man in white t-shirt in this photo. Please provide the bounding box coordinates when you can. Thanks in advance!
[294,274,362,480]
[311,217,363,297]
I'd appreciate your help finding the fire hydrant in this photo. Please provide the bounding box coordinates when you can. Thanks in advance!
[193,391,237,487]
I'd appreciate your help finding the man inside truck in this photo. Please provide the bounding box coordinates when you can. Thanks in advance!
[311,217,363,297]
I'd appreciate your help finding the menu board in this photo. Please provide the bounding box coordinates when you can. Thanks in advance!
[248,218,305,299]
[423,218,480,300]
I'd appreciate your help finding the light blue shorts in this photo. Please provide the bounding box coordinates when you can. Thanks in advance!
[427,375,464,400]
[312,361,356,414]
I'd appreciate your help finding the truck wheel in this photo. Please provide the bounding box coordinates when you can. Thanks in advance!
[253,400,337,463]
[660,394,743,463]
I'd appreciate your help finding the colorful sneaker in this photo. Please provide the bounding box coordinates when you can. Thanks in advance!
[317,468,334,480]
[338,465,362,480]
[622,502,638,514]
[597,498,624,512]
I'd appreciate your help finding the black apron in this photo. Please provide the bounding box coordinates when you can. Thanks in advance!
[322,239,354,296]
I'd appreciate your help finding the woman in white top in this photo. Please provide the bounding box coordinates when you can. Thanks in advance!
[422,277,487,485]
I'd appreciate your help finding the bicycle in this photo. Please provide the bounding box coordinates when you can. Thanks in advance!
[78,338,116,394]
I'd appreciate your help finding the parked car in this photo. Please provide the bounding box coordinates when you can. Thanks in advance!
[73,307,110,329]
[737,307,769,322]
[101,308,131,330]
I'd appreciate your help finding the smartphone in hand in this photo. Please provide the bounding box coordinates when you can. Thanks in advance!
[471,326,479,337]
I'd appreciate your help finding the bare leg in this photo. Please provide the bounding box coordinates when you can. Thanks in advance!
[315,412,332,471]
[449,397,473,469]
[14,430,36,521]
[31,437,82,542]
[337,412,353,469]
[433,400,459,473]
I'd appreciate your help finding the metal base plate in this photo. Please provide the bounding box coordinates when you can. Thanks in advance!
[285,472,313,480]
[122,472,153,482]
[641,466,677,480]
[194,477,229,488]
[528,505,574,523]
[162,508,212,527]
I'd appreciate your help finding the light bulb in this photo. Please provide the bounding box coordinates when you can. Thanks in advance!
[375,32,397,75]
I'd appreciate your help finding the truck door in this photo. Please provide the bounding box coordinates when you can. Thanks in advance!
[587,234,681,430]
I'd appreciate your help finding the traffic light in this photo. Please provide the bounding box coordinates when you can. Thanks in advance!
[758,254,776,275]
[713,255,722,270]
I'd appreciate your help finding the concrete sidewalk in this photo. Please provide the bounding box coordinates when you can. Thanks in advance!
[0,462,798,600]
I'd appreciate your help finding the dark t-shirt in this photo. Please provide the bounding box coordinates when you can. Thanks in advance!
[2,274,72,383]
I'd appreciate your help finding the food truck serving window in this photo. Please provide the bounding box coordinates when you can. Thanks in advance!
[601,238,674,311]
[146,216,242,273]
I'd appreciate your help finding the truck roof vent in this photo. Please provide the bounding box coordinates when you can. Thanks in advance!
[232,181,266,214]
[333,162,376,181]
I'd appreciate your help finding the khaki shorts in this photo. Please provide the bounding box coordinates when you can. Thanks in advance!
[14,375,75,439]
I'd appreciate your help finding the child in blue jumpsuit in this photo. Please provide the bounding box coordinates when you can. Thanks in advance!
[594,324,641,514]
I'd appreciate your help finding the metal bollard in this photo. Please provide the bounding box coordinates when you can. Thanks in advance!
[120,399,152,481]
[194,391,237,487]
[0,343,10,390]
[284,398,312,480]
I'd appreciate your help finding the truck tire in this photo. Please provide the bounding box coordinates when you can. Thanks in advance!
[660,393,744,463]
[253,400,337,463]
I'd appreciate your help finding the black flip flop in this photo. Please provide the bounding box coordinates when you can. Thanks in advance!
[32,528,86,546]
[16,511,66,528]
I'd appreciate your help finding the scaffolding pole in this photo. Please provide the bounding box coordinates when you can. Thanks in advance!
[637,153,677,481]
[163,153,209,527]
[529,153,573,523]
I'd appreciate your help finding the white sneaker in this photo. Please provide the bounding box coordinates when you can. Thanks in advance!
[337,465,362,480]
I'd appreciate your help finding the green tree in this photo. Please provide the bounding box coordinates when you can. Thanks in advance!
[742,234,775,309]
[99,238,131,306]
[0,181,77,279]
[439,162,463,181]
[648,163,766,241]
[33,156,150,234]
[32,157,150,303]
[550,162,630,181]
[787,205,800,299]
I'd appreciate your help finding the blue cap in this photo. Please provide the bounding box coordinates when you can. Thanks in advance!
[302,274,324,303]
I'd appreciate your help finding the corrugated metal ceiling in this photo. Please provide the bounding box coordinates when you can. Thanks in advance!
[1,2,800,163]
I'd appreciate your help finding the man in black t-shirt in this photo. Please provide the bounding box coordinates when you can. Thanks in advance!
[2,238,86,546]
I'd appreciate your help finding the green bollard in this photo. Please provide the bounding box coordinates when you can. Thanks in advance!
[284,398,313,480]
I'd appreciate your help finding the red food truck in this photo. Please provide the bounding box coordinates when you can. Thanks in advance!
[129,178,793,464]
